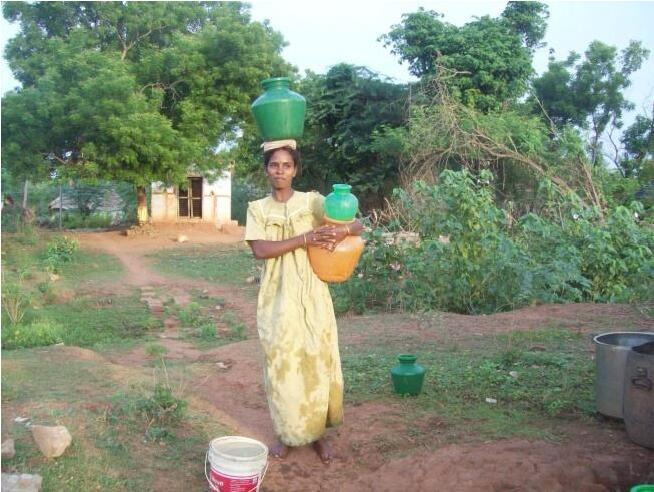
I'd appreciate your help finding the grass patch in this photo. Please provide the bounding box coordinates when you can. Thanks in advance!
[341,326,595,442]
[164,291,247,350]
[148,246,257,287]
[1,348,229,491]
[57,249,124,285]
[3,292,162,349]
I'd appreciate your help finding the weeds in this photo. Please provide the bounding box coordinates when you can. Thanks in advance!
[178,302,202,328]
[145,343,168,359]
[2,320,64,349]
[44,235,79,273]
[221,311,246,340]
[2,279,31,325]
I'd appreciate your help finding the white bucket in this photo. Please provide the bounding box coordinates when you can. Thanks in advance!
[205,436,268,492]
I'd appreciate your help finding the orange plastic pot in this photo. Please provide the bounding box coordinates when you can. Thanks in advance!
[308,221,364,283]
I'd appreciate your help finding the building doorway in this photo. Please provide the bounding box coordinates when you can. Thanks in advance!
[178,177,203,218]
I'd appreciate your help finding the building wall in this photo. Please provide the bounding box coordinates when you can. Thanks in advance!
[151,171,232,224]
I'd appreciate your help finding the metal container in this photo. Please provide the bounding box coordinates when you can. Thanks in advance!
[593,332,654,418]
[624,341,654,448]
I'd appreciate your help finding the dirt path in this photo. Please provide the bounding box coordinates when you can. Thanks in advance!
[71,226,653,491]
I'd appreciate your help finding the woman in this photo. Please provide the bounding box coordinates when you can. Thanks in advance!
[245,140,363,463]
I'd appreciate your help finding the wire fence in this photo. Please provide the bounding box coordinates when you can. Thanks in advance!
[2,181,138,231]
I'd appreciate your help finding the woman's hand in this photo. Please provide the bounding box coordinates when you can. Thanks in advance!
[306,224,350,251]
[306,226,338,250]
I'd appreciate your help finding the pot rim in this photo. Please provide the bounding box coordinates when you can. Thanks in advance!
[593,331,654,346]
[261,77,291,89]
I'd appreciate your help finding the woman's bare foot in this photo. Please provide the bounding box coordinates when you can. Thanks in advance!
[270,440,289,459]
[312,438,333,464]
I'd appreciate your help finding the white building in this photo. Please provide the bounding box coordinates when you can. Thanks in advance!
[150,171,234,226]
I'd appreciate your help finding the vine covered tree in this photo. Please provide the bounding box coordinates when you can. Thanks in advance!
[1,1,291,223]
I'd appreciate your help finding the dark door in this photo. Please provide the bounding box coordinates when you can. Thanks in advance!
[178,178,203,218]
[190,177,203,218]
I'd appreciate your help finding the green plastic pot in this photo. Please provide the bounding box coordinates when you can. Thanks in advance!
[391,355,426,396]
[631,486,654,492]
[324,184,358,223]
[251,77,306,141]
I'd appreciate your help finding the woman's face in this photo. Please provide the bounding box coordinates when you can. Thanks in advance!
[265,149,297,190]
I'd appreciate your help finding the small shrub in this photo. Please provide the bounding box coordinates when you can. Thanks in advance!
[220,311,247,340]
[198,323,217,340]
[135,383,187,428]
[44,236,79,273]
[145,343,168,359]
[178,302,202,328]
[230,322,246,340]
[2,282,31,325]
[2,320,64,349]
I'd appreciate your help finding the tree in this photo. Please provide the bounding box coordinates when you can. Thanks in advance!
[380,2,549,112]
[532,40,650,165]
[298,65,408,209]
[228,65,408,210]
[618,110,654,179]
[1,2,291,223]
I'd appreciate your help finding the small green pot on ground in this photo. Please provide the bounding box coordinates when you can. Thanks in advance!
[391,354,426,396]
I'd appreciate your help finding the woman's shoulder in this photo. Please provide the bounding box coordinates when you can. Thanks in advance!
[297,190,324,202]
[246,196,271,218]
[248,195,271,208]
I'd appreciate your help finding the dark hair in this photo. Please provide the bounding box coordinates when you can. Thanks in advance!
[263,147,302,176]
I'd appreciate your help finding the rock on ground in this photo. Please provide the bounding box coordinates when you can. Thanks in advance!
[30,425,72,458]
[1,439,16,459]
[1,473,43,492]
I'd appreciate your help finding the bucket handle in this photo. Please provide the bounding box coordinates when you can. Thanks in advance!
[205,451,269,492]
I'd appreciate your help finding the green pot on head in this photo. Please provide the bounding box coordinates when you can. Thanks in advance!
[251,77,306,141]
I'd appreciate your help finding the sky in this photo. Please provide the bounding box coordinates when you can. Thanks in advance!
[2,1,653,124]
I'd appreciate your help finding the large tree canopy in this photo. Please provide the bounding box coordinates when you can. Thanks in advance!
[380,2,549,112]
[1,1,291,220]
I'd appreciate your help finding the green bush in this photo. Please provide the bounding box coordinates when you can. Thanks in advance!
[2,320,64,349]
[198,323,217,340]
[332,169,654,314]
[178,302,202,328]
[44,235,79,272]
[134,383,187,427]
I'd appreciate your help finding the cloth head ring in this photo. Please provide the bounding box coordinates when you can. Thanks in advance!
[261,139,297,153]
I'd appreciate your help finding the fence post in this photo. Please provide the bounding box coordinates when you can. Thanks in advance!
[59,183,63,229]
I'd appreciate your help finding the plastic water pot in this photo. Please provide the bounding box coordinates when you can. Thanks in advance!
[324,184,358,222]
[593,332,654,419]
[251,77,306,141]
[391,355,426,396]
[307,222,364,283]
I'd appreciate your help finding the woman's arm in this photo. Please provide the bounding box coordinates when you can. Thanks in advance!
[248,227,339,260]
[249,220,364,260]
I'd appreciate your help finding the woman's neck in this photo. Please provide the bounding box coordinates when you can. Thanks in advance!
[271,187,294,203]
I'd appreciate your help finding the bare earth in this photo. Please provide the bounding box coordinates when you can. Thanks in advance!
[57,225,654,490]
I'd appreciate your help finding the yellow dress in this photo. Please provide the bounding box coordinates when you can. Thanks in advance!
[244,191,344,446]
